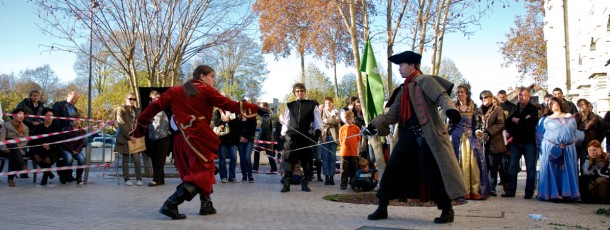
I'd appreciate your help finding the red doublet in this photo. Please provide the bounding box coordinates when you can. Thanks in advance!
[134,80,258,194]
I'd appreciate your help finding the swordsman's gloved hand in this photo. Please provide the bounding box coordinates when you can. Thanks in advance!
[314,129,321,140]
[364,124,377,136]
[446,109,461,125]
[257,106,269,116]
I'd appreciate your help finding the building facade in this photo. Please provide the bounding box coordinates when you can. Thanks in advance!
[544,0,610,115]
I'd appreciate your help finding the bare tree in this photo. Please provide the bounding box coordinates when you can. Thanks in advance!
[198,32,269,100]
[383,0,408,91]
[19,64,60,103]
[311,1,354,98]
[73,39,117,96]
[35,0,254,101]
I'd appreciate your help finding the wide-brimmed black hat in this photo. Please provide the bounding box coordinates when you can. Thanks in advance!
[388,51,421,64]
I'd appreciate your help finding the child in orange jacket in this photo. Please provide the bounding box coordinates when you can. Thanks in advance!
[338,110,361,190]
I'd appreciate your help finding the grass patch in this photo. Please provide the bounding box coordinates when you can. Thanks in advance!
[322,192,465,207]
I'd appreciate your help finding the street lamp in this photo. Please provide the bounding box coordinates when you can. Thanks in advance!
[85,0,100,183]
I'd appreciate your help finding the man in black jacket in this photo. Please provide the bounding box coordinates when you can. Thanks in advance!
[503,87,539,199]
[52,91,80,129]
[51,91,80,183]
[15,89,45,134]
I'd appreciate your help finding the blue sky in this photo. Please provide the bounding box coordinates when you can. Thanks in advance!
[0,1,526,103]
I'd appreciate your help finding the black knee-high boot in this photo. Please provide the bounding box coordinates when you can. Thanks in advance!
[199,194,217,215]
[159,182,198,219]
[76,168,84,184]
[281,171,292,193]
[301,175,311,192]
[434,207,454,224]
[367,198,389,220]
[38,161,51,185]
[282,162,294,193]
[41,172,49,185]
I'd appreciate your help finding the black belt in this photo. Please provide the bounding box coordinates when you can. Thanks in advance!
[401,124,423,138]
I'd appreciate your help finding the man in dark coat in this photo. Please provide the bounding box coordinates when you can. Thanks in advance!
[503,87,539,199]
[52,91,80,129]
[365,51,466,224]
[15,89,45,134]
[51,90,80,182]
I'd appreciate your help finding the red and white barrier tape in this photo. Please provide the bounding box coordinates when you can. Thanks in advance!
[253,145,281,162]
[3,121,113,150]
[0,123,111,146]
[0,163,115,176]
[254,140,277,145]
[3,113,111,123]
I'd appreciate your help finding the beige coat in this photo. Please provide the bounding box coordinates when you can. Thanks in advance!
[477,104,506,154]
[0,121,29,154]
[320,108,340,144]
[114,104,140,154]
[371,75,467,199]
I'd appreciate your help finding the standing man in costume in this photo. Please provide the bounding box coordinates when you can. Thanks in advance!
[132,65,266,220]
[365,51,466,224]
[280,83,323,192]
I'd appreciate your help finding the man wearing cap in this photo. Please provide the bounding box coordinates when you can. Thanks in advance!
[365,51,466,224]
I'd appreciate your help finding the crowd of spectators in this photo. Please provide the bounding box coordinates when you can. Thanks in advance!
[3,83,610,207]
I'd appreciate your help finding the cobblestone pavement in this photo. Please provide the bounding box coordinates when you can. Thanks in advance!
[0,166,609,230]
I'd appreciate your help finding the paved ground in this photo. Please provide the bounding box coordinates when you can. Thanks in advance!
[1,164,609,230]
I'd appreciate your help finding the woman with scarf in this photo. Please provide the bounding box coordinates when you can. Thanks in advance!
[0,108,30,187]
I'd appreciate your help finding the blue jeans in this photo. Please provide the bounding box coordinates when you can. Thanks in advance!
[61,148,86,166]
[506,143,538,196]
[321,135,337,176]
[61,147,86,179]
[218,143,238,180]
[238,140,254,178]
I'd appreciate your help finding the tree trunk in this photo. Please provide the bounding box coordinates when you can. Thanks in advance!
[412,0,425,50]
[417,0,433,54]
[333,59,339,98]
[300,50,305,83]
[430,0,445,75]
[387,0,393,93]
[386,0,408,92]
[434,0,451,75]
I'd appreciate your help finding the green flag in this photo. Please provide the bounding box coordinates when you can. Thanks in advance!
[360,39,385,122]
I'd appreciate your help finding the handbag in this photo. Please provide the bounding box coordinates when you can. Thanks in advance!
[549,145,564,165]
[213,123,230,136]
[128,136,146,154]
